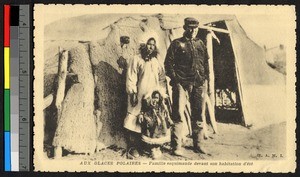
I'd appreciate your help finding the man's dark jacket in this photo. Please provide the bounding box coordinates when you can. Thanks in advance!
[164,36,209,87]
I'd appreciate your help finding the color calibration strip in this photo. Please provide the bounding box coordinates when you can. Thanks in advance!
[4,4,30,171]
[4,4,11,171]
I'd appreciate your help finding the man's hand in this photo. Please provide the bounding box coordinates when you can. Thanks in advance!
[176,83,182,89]
[137,114,144,124]
[188,84,193,94]
[130,93,138,107]
[117,56,127,69]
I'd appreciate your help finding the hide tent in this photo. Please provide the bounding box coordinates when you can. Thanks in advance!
[44,14,286,149]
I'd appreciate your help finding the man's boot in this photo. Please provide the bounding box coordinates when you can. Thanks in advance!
[171,123,183,156]
[192,122,208,154]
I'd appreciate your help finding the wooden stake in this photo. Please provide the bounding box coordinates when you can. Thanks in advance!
[206,32,215,110]
[44,94,53,110]
[206,93,218,134]
[53,146,62,159]
[55,47,68,120]
[204,31,219,136]
[184,104,192,136]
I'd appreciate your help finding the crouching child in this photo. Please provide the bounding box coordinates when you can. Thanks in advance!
[138,90,174,159]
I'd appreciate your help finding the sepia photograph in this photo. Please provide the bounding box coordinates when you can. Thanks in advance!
[33,4,296,172]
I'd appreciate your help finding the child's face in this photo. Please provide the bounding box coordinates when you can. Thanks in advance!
[151,93,160,107]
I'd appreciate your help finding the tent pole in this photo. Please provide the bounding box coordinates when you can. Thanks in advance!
[206,32,215,112]
[200,25,229,34]
[53,47,68,159]
[55,47,68,120]
[205,32,219,134]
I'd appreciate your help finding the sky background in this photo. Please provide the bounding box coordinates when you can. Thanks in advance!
[41,5,294,49]
[236,15,288,48]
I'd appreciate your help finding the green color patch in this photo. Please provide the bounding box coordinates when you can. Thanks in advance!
[4,89,10,131]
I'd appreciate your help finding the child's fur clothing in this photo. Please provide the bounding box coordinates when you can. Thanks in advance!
[140,91,173,145]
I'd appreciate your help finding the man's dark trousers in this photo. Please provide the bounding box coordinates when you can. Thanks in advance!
[171,81,207,150]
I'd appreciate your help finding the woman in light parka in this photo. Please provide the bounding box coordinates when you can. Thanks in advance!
[124,32,166,158]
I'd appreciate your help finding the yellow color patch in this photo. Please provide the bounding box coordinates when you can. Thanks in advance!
[4,47,10,89]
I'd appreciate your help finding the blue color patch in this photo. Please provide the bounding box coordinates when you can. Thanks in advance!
[4,132,11,171]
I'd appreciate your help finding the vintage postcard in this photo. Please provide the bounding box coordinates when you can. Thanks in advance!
[33,4,296,172]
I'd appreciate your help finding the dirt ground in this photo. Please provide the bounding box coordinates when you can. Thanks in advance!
[54,121,286,161]
[43,40,286,162]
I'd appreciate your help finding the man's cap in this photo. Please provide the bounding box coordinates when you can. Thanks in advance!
[184,17,199,28]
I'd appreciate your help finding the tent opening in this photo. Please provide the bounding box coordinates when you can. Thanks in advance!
[208,21,244,124]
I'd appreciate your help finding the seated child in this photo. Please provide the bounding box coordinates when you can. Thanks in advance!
[138,90,173,159]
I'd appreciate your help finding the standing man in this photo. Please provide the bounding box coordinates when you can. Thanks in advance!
[164,17,209,156]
